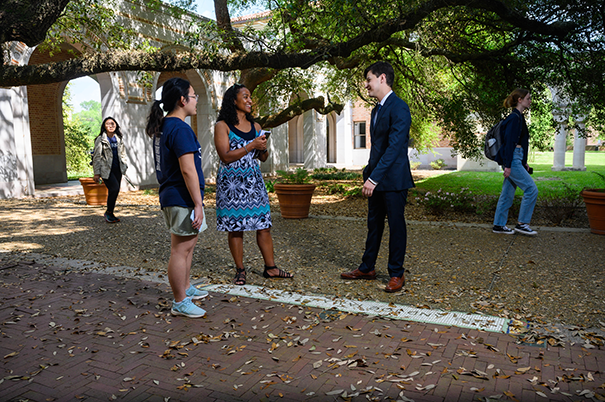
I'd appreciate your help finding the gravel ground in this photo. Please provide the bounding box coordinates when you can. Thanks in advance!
[0,177,603,332]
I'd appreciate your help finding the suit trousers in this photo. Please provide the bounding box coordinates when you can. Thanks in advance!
[359,190,408,277]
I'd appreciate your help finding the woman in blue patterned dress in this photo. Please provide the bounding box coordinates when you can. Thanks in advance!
[214,83,294,285]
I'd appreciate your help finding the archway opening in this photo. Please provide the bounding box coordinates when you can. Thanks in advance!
[287,93,309,165]
[27,44,81,185]
[63,76,102,180]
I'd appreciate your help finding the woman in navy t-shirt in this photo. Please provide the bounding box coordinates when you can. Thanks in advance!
[146,77,208,319]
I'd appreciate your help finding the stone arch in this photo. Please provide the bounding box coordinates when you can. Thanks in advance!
[287,92,310,164]
[27,43,81,184]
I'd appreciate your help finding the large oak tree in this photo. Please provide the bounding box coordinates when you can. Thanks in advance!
[1,0,603,156]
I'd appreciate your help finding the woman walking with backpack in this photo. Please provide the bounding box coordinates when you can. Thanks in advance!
[492,88,539,236]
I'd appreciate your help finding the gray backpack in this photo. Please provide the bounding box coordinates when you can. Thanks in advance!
[484,120,504,161]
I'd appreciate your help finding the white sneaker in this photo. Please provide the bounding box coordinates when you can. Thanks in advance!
[186,284,209,300]
[514,223,537,236]
[171,297,206,318]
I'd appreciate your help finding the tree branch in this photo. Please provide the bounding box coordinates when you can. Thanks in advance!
[256,96,343,128]
[383,36,527,63]
[0,0,578,88]
[240,68,278,93]
[0,0,71,46]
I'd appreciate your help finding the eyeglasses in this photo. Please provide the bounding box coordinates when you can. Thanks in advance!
[188,94,199,101]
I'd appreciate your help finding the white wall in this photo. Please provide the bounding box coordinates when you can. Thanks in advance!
[0,87,35,198]
[457,155,501,172]
[409,147,457,169]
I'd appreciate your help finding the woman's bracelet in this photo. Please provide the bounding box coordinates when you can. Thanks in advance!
[243,145,249,154]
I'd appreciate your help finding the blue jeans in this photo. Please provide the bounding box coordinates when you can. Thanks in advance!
[493,148,538,226]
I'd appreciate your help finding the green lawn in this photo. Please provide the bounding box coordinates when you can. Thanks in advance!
[414,151,605,197]
[531,150,604,166]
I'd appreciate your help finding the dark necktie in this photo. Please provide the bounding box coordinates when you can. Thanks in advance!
[373,103,382,125]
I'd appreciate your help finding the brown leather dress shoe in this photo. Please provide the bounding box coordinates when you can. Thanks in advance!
[340,268,377,280]
[384,276,405,293]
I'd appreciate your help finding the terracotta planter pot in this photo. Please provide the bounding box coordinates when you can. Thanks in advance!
[581,189,605,235]
[79,177,108,206]
[274,183,316,219]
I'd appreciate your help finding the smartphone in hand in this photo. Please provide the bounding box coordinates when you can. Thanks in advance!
[190,209,208,232]
[260,130,271,140]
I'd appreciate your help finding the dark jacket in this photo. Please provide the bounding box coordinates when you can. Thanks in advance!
[363,93,415,191]
[496,108,529,168]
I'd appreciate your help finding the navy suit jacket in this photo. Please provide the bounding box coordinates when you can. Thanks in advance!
[363,93,415,191]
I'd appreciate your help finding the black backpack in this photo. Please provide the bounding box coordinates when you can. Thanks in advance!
[484,113,523,162]
[483,120,504,161]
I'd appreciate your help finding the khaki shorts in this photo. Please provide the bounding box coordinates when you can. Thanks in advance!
[162,206,198,236]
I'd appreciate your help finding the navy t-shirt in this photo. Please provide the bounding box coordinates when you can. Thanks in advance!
[153,117,205,208]
[108,135,120,171]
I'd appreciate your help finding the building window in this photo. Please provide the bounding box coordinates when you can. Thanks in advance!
[354,121,366,149]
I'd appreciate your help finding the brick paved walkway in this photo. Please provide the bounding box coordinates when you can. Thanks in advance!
[1,260,604,402]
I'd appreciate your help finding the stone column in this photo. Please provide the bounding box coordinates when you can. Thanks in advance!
[572,116,587,171]
[552,114,568,171]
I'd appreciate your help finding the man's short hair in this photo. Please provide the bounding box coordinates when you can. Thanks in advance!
[364,61,395,88]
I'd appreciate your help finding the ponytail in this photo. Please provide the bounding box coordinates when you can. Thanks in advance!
[146,77,192,138]
[503,88,530,108]
[146,100,164,138]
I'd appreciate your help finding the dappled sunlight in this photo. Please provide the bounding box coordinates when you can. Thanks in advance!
[1,242,44,251]
[0,190,601,328]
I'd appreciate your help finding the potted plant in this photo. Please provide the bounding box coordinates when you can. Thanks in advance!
[273,168,316,219]
[580,172,605,235]
[79,177,108,206]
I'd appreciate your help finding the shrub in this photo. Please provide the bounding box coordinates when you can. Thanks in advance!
[276,168,311,184]
[474,194,500,216]
[586,171,605,190]
[265,179,275,193]
[410,161,421,170]
[540,183,583,225]
[311,167,361,180]
[420,188,526,216]
[325,183,348,195]
[430,159,446,170]
[421,188,475,215]
[143,188,159,196]
[474,194,521,217]
[322,182,363,198]
[64,119,94,177]
[344,186,363,198]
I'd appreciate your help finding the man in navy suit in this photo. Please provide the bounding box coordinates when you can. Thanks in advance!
[341,61,414,293]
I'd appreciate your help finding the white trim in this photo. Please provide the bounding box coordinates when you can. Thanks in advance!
[198,283,509,333]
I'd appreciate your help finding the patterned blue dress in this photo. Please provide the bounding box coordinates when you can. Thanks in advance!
[215,124,272,232]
